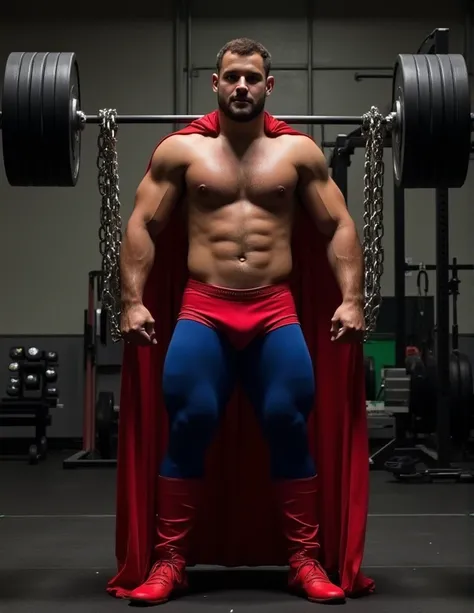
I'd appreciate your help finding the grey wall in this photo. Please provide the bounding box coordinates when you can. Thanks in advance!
[0,0,473,442]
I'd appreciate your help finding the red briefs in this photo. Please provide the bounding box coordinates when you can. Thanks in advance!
[177,278,300,350]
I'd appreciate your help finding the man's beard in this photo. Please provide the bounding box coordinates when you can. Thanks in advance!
[217,92,266,123]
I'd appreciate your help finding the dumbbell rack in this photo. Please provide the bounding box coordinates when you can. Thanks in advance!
[0,348,59,464]
[0,399,50,464]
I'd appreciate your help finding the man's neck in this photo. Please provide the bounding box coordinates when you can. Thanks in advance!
[218,110,265,150]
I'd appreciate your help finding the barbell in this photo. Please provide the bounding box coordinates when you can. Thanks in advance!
[0,50,472,189]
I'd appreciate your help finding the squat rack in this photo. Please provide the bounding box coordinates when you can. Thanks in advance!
[330,28,472,476]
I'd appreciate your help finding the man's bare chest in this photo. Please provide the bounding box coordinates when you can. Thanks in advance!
[185,141,299,206]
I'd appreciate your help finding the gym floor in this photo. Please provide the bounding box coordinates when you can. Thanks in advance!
[1,452,473,612]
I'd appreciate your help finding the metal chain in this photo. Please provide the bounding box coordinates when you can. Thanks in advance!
[361,106,386,339]
[97,109,123,343]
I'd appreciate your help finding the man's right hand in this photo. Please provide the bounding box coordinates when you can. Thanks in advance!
[121,303,157,345]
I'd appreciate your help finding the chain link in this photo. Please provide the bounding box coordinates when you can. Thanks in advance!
[361,106,386,339]
[97,109,122,343]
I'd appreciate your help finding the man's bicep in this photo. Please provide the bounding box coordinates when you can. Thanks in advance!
[131,138,187,230]
[301,175,352,236]
[298,142,352,236]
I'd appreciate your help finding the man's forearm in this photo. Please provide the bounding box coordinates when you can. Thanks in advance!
[120,221,155,306]
[327,221,364,304]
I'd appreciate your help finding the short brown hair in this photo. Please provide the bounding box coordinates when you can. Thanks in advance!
[216,38,272,76]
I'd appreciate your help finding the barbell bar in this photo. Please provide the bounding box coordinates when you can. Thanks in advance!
[84,114,368,125]
[0,113,371,126]
[0,50,473,189]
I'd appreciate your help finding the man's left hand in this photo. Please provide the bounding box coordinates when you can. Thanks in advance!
[330,301,365,343]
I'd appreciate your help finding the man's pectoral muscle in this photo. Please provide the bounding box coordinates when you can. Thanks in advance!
[296,138,364,306]
[120,136,187,307]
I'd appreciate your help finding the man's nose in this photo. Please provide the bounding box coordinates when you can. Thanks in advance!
[236,78,248,92]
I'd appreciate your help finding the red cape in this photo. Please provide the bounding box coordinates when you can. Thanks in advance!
[107,111,375,599]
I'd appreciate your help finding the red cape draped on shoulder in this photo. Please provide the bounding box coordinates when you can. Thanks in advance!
[106,110,375,599]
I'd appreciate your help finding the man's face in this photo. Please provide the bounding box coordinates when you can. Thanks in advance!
[212,52,274,122]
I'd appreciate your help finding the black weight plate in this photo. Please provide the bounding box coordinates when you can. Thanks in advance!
[42,52,62,181]
[435,55,455,187]
[29,52,52,185]
[458,352,473,403]
[439,54,471,188]
[449,351,460,401]
[429,55,455,188]
[450,351,473,445]
[16,53,37,185]
[407,55,436,188]
[392,54,420,188]
[392,54,436,188]
[2,53,26,185]
[53,52,81,186]
[424,55,445,188]
[449,351,464,444]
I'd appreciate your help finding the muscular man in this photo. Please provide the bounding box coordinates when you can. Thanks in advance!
[111,38,370,605]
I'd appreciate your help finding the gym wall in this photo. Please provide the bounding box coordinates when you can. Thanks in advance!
[0,0,473,440]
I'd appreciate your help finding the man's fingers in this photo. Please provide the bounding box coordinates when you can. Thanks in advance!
[124,327,157,346]
[334,326,364,343]
[145,322,157,345]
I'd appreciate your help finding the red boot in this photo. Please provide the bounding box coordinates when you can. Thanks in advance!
[128,476,201,605]
[274,475,346,604]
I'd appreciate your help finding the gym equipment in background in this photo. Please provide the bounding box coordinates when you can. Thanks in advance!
[379,259,474,482]
[0,347,60,464]
[329,27,474,482]
[63,270,119,468]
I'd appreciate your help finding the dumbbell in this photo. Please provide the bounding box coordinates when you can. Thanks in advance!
[44,368,58,383]
[45,351,59,364]
[6,384,20,397]
[24,374,40,390]
[8,362,20,373]
[9,347,25,360]
[26,347,42,361]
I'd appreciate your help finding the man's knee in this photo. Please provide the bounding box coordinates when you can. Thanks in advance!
[163,372,221,433]
[261,374,315,437]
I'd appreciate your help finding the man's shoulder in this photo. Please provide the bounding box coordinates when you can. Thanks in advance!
[159,132,206,147]
[275,133,323,165]
[276,132,317,148]
[151,132,207,165]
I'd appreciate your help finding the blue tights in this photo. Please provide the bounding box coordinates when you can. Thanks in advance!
[160,320,316,481]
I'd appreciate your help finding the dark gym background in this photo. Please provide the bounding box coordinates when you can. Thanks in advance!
[1,1,474,612]
[1,0,473,443]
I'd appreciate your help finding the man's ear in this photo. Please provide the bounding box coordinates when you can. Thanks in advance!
[212,73,219,92]
[266,75,275,96]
